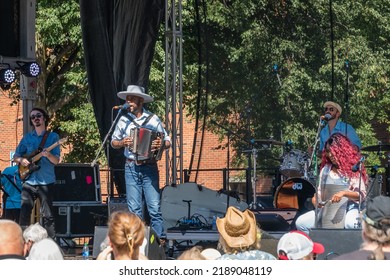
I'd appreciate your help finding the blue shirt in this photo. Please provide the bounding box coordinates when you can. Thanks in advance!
[1,165,22,209]
[14,130,60,185]
[319,120,362,152]
[111,109,171,160]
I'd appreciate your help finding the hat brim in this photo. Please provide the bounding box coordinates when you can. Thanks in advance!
[216,209,257,248]
[117,91,153,103]
[312,242,325,255]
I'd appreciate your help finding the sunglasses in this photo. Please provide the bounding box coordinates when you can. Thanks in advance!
[324,107,335,112]
[30,113,43,120]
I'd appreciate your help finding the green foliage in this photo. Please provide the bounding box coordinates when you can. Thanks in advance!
[29,0,389,171]
[54,103,106,164]
[176,0,390,170]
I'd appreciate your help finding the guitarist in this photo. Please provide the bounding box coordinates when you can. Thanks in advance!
[13,108,61,239]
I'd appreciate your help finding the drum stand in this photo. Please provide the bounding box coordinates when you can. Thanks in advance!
[248,147,264,210]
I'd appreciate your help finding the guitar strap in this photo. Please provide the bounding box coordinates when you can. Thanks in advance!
[37,131,50,152]
[2,174,22,193]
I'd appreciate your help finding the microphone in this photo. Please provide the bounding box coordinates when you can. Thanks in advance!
[352,156,365,172]
[321,113,332,121]
[113,103,129,110]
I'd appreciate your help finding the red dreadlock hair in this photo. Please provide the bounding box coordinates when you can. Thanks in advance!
[320,133,368,184]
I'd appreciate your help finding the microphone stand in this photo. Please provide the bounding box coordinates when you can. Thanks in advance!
[355,158,365,229]
[312,117,326,228]
[91,108,126,198]
[344,60,350,135]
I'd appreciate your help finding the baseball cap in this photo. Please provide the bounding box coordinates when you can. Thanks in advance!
[363,196,390,229]
[277,230,325,260]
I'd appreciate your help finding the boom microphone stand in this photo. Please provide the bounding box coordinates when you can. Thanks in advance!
[312,116,327,228]
[91,105,128,198]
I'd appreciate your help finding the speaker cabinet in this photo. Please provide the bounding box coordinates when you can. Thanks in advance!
[92,225,166,260]
[309,229,362,260]
[52,163,101,202]
[53,203,108,237]
[0,0,20,57]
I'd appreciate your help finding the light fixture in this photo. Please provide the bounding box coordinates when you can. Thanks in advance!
[0,64,16,84]
[17,61,41,77]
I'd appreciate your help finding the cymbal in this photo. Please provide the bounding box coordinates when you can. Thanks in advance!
[252,139,284,146]
[361,144,390,152]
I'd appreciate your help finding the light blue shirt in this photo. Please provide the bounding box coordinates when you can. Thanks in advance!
[14,130,60,185]
[1,165,22,209]
[111,109,171,160]
[319,120,361,152]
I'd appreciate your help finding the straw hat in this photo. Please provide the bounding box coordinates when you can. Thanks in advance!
[323,101,342,114]
[216,206,257,248]
[117,85,153,103]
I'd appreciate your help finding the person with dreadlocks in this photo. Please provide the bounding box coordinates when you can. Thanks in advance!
[335,196,390,260]
[295,133,368,234]
[96,211,148,260]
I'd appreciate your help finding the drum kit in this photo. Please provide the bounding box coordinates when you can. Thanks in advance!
[247,138,315,212]
[361,143,390,197]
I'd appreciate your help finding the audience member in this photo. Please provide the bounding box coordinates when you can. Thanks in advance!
[28,237,64,260]
[335,196,390,260]
[201,248,222,260]
[216,206,276,260]
[97,211,148,260]
[22,222,48,258]
[0,219,25,260]
[177,246,206,260]
[277,230,324,260]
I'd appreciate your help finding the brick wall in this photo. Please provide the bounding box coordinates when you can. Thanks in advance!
[0,95,23,170]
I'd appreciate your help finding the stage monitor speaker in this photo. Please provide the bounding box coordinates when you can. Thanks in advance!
[92,225,166,260]
[52,163,101,202]
[309,228,362,260]
[254,213,291,232]
[108,197,128,216]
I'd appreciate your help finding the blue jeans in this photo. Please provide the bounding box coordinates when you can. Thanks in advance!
[124,161,165,238]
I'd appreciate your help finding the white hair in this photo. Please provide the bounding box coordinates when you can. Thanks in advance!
[28,238,64,260]
[23,223,48,243]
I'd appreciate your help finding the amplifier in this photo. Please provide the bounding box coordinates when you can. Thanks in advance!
[52,163,101,203]
[53,202,108,237]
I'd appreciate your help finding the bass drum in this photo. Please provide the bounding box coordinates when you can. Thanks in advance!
[273,177,316,213]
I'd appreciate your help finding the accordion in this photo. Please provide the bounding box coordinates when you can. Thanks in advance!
[130,127,164,161]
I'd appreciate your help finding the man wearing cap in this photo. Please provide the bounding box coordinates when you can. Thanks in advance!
[319,101,361,152]
[277,230,324,260]
[334,196,390,260]
[111,85,171,239]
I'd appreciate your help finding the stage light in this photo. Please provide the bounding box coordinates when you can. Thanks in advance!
[0,65,16,84]
[17,61,41,77]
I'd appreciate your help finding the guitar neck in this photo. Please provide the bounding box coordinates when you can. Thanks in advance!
[30,139,62,163]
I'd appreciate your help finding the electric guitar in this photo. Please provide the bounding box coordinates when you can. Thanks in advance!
[18,137,68,180]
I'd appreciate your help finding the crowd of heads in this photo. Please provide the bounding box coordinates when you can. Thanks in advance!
[2,195,390,260]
